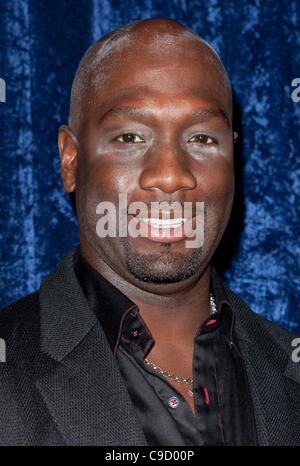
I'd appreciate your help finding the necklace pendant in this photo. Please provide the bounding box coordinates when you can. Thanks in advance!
[188,389,193,397]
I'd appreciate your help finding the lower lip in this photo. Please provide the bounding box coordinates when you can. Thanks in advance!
[128,216,195,243]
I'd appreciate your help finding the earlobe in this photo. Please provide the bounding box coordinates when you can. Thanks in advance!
[58,125,79,192]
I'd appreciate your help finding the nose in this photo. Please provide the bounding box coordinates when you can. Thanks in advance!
[139,144,197,194]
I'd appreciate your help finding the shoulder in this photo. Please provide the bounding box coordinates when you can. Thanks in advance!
[0,291,40,335]
[0,291,41,366]
[224,284,299,351]
[0,249,77,338]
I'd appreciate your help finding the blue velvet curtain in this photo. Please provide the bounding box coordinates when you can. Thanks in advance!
[0,0,299,335]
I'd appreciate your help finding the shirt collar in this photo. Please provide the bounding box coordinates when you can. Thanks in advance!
[73,247,236,357]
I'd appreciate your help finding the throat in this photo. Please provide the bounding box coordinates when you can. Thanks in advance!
[137,299,211,348]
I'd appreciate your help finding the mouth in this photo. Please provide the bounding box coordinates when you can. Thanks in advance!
[139,217,187,228]
[128,215,195,243]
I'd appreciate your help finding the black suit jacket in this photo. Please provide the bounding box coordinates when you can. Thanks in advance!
[0,249,299,446]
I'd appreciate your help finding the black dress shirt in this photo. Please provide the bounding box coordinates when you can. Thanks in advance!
[73,248,257,446]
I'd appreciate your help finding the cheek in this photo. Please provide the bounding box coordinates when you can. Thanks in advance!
[78,126,142,198]
[76,155,140,203]
[75,155,144,242]
[201,159,235,228]
[195,154,234,199]
[211,166,234,206]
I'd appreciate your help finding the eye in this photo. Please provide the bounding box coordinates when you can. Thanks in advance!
[188,134,216,145]
[114,133,145,144]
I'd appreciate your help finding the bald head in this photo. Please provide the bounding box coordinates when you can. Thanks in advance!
[68,17,232,136]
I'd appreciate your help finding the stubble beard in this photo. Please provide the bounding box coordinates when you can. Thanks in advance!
[121,237,203,284]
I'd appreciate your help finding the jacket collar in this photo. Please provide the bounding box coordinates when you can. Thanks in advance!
[39,248,97,362]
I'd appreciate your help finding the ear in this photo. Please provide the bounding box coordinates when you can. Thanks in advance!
[58,125,79,192]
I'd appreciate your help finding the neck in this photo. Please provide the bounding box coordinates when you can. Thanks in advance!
[131,273,211,345]
[79,240,212,345]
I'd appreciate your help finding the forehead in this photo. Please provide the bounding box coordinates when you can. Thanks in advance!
[83,35,231,122]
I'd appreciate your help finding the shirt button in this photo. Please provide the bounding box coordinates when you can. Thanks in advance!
[130,327,141,339]
[168,396,180,409]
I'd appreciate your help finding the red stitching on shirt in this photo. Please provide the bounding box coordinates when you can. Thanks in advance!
[203,387,210,405]
[206,319,217,326]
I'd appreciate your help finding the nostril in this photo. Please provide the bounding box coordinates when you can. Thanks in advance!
[139,165,197,193]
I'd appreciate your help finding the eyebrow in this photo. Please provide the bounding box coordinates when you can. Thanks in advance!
[98,104,231,128]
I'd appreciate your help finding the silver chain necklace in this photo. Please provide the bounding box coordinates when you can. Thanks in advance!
[144,293,217,388]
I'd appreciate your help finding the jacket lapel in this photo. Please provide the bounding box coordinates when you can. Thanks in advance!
[35,250,147,446]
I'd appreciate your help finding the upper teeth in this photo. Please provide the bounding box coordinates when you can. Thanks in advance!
[140,218,187,228]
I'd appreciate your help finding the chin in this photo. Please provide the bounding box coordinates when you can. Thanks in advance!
[122,241,204,284]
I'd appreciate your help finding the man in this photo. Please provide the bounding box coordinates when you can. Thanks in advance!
[0,17,299,446]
